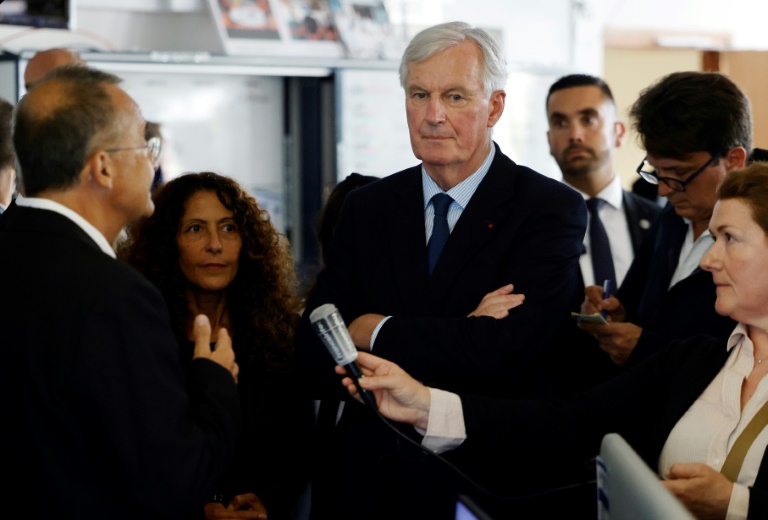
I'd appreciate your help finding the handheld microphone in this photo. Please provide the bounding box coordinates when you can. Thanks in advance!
[309,303,378,410]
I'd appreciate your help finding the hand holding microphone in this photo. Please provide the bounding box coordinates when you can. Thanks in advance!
[309,303,378,410]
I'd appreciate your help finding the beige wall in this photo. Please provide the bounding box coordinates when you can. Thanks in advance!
[720,52,768,151]
[604,48,702,190]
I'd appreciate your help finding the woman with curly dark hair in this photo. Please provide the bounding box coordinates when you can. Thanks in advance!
[121,172,313,520]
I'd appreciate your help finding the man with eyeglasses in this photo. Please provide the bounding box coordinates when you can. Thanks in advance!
[0,66,241,519]
[579,71,745,367]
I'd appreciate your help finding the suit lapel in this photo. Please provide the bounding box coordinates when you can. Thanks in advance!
[389,168,431,313]
[636,206,687,324]
[623,191,643,253]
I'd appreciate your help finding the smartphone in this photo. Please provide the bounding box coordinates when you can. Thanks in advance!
[571,312,608,324]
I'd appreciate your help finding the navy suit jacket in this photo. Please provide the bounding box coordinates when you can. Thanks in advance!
[0,205,240,519]
[459,333,768,518]
[622,190,663,256]
[297,144,586,519]
[298,143,587,398]
[618,204,736,365]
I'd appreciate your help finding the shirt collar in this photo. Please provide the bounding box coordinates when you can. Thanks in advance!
[680,217,715,243]
[727,323,750,352]
[422,144,496,210]
[16,197,116,258]
[681,219,713,243]
[569,175,624,210]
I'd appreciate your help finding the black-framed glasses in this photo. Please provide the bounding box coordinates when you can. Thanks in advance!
[105,137,162,169]
[635,151,722,193]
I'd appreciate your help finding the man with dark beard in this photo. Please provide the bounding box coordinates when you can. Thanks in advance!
[546,74,661,291]
[546,74,661,394]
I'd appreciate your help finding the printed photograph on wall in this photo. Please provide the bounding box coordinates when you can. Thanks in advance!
[217,0,281,40]
[273,0,339,42]
[329,0,404,59]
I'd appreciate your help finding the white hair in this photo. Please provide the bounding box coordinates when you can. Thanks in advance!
[399,21,507,97]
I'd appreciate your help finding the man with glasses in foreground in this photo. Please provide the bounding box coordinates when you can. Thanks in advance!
[0,66,241,519]
[579,71,747,367]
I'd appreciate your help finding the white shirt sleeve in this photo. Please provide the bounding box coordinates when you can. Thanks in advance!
[725,483,749,520]
[369,316,391,350]
[416,387,466,454]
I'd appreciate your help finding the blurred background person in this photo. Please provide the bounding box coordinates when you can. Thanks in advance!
[0,97,15,213]
[546,74,660,291]
[24,48,85,89]
[121,172,313,520]
[316,172,379,268]
[145,120,166,194]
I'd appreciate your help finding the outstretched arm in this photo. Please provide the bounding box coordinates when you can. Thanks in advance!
[335,352,432,429]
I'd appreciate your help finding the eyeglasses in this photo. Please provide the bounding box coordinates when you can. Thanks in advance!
[104,137,162,169]
[635,151,722,193]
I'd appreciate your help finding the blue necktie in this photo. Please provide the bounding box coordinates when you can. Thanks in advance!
[427,193,453,276]
[586,197,616,289]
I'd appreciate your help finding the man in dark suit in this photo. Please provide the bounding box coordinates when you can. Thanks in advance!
[0,66,241,519]
[298,21,586,520]
[545,74,661,392]
[580,71,747,366]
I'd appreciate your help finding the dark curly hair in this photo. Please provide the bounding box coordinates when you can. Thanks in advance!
[120,172,300,372]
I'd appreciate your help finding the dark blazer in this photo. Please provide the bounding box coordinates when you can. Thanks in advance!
[297,144,587,519]
[618,204,736,364]
[622,190,663,254]
[459,333,768,519]
[0,205,240,520]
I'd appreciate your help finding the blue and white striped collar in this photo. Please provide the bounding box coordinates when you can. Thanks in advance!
[422,144,496,210]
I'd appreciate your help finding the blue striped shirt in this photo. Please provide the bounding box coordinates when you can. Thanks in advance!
[422,144,496,244]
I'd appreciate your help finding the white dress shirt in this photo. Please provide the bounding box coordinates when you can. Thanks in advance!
[660,323,765,520]
[568,175,634,288]
[669,221,714,289]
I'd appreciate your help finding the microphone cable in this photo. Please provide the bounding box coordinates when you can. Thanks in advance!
[357,400,597,503]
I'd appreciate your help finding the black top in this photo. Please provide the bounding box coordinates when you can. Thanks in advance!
[181,335,314,520]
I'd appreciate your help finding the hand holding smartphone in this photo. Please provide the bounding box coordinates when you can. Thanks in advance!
[571,279,612,325]
[570,312,608,324]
